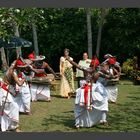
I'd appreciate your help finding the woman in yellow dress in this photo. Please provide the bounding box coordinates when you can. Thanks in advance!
[59,48,75,98]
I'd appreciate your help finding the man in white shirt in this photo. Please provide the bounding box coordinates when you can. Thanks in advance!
[76,52,91,88]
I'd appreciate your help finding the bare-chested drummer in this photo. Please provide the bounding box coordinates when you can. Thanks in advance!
[28,52,58,102]
[28,52,58,78]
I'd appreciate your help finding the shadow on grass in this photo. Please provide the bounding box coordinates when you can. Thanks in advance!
[42,114,75,130]
[51,95,76,99]
[51,95,62,98]
[62,110,74,113]
[41,114,111,132]
[41,88,140,132]
[32,100,51,102]
[41,101,140,132]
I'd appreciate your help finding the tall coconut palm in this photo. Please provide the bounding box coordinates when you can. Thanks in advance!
[13,21,22,57]
[0,47,9,72]
[86,8,92,59]
[32,21,39,56]
[96,8,109,58]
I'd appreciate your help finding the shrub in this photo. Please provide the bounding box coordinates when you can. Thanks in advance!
[122,57,140,83]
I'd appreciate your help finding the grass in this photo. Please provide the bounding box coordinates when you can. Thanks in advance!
[0,69,139,132]
[18,80,140,132]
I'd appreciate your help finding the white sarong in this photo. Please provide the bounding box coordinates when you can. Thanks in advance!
[74,82,108,128]
[106,85,118,103]
[13,82,31,113]
[92,82,108,111]
[30,83,51,101]
[0,88,19,132]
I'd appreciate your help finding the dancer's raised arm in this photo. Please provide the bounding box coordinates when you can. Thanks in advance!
[43,62,57,77]
[66,57,84,71]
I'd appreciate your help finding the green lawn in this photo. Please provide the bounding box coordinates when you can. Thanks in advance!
[18,80,140,132]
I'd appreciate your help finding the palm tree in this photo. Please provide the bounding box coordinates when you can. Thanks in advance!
[0,47,9,72]
[32,21,39,56]
[13,21,22,58]
[86,8,92,59]
[96,8,109,58]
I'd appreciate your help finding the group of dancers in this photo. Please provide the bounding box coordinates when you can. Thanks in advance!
[0,48,121,132]
[0,52,58,132]
[60,49,121,128]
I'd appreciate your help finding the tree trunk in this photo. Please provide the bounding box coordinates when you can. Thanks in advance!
[6,49,9,66]
[32,22,39,56]
[13,23,22,58]
[0,47,9,72]
[86,8,93,59]
[96,8,106,58]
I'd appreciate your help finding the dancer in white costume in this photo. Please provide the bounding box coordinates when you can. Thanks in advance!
[103,55,121,103]
[0,60,25,132]
[13,63,32,115]
[28,52,58,102]
[66,56,117,128]
[0,86,19,132]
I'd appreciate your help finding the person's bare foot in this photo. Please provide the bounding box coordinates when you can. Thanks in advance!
[47,99,51,102]
[75,125,80,130]
[67,96,71,99]
[112,102,117,104]
[99,120,104,125]
[15,128,22,132]
[100,121,108,126]
[103,121,108,126]
[109,101,117,104]
[68,92,72,98]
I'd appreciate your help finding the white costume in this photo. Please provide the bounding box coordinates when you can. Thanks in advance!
[30,71,51,101]
[74,78,108,128]
[106,68,118,103]
[0,81,19,132]
[106,86,118,103]
[13,71,31,113]
[30,83,51,101]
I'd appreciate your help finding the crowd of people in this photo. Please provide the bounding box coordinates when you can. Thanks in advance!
[0,48,121,132]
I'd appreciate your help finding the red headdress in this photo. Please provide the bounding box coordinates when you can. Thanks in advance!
[28,52,45,61]
[90,57,100,68]
[28,52,35,60]
[15,58,27,68]
[108,57,116,65]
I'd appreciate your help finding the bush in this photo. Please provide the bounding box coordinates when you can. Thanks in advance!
[122,58,134,79]
[122,57,140,84]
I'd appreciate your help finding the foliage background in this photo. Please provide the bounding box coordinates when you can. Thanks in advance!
[0,8,140,71]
